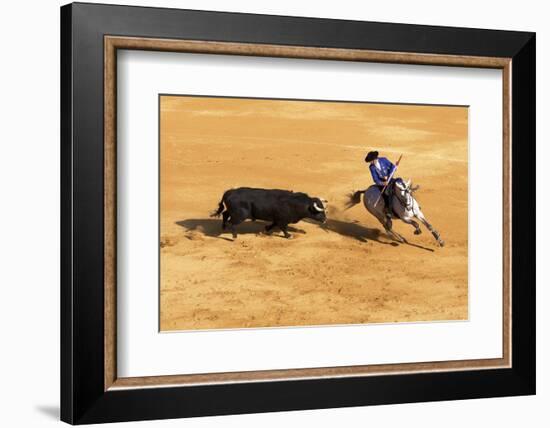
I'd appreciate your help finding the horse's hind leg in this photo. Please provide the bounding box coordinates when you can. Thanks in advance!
[382,217,405,243]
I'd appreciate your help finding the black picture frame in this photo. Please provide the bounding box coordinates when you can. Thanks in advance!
[61,2,535,424]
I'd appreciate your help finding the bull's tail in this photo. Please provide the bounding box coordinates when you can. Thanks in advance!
[210,200,225,218]
[344,190,365,210]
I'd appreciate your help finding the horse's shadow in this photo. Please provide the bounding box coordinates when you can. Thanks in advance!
[322,219,434,251]
[318,218,398,246]
[175,218,306,240]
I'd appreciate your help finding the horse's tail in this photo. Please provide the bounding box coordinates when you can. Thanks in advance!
[344,190,365,210]
[210,199,225,218]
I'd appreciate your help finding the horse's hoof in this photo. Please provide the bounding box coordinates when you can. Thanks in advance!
[414,229,422,235]
[439,240,445,247]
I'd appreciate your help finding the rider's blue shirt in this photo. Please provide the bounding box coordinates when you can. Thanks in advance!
[369,157,396,186]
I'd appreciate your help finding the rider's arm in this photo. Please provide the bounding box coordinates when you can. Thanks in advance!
[388,164,396,180]
[381,158,396,180]
[369,164,385,186]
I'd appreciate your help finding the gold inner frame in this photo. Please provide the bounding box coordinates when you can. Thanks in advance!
[104,35,512,391]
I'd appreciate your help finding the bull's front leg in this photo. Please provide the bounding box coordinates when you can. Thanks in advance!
[265,222,276,234]
[279,223,291,239]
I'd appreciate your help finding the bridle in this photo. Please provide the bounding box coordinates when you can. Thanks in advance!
[393,182,413,211]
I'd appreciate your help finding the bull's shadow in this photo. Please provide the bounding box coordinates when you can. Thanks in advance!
[176,217,394,245]
[175,218,305,239]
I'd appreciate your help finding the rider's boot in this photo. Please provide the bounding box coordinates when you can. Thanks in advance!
[384,194,393,219]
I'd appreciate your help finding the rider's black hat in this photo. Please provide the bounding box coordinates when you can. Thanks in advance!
[365,151,379,162]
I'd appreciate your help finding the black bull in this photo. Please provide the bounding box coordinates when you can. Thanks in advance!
[211,187,327,239]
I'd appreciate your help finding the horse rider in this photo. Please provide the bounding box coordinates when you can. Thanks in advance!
[365,150,396,219]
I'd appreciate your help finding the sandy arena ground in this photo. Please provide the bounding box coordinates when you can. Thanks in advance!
[160,96,468,331]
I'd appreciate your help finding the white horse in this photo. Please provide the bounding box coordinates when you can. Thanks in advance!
[346,178,444,246]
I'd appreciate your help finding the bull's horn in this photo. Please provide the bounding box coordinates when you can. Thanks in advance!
[313,202,325,212]
[320,198,329,204]
[406,178,411,187]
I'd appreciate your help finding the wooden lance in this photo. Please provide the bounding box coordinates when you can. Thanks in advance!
[374,154,403,207]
